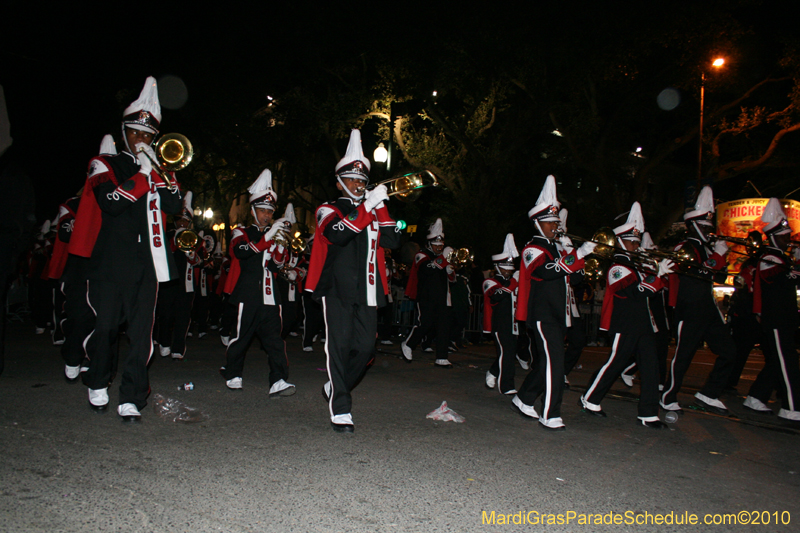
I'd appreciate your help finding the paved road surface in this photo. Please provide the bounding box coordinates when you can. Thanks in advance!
[1,323,798,532]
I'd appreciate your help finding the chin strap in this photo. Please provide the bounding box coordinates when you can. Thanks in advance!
[337,177,365,204]
[691,221,710,244]
[534,220,546,239]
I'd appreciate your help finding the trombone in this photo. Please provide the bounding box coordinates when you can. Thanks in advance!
[137,133,194,192]
[357,170,441,202]
[558,227,724,281]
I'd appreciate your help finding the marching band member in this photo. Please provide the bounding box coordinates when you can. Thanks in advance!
[660,186,737,415]
[511,176,596,430]
[483,233,520,395]
[742,198,800,422]
[557,209,588,387]
[401,218,456,367]
[579,202,673,428]
[725,231,765,392]
[305,129,401,433]
[70,77,184,421]
[274,203,306,339]
[619,231,671,389]
[155,192,201,360]
[220,169,295,397]
[51,134,116,381]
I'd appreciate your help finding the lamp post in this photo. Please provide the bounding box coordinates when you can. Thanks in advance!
[697,57,725,189]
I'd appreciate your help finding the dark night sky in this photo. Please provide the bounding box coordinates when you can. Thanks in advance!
[1,2,487,220]
[1,1,792,221]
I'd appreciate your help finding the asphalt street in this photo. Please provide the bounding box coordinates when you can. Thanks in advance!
[1,322,798,532]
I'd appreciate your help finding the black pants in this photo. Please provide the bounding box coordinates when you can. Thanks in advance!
[83,277,157,409]
[156,282,194,356]
[322,297,377,417]
[192,293,211,334]
[60,278,95,367]
[584,332,660,418]
[517,321,566,421]
[223,302,287,386]
[564,315,586,375]
[51,280,66,343]
[405,300,452,360]
[222,302,289,386]
[728,313,762,388]
[489,328,517,393]
[661,312,736,405]
[749,327,800,412]
[621,328,670,385]
[302,292,325,348]
[516,324,533,365]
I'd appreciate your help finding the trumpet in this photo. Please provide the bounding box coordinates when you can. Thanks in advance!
[138,133,194,191]
[446,247,473,268]
[356,170,441,202]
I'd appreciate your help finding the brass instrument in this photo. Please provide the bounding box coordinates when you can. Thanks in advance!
[287,231,307,254]
[559,227,724,281]
[175,228,201,253]
[357,170,441,202]
[446,247,473,268]
[137,133,194,191]
[708,232,763,258]
[271,220,292,249]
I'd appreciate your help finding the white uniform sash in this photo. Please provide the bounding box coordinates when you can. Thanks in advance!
[146,177,171,282]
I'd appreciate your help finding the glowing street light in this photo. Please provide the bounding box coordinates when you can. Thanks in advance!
[698,57,726,186]
[373,142,388,163]
[203,208,213,219]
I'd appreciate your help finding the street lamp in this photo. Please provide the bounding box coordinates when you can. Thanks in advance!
[373,143,388,163]
[698,57,725,187]
[203,208,213,219]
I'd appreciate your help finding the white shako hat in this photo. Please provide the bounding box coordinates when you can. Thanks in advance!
[283,202,297,224]
[180,191,194,221]
[760,197,791,236]
[684,185,715,225]
[492,233,519,268]
[99,134,117,155]
[427,218,445,244]
[614,201,645,242]
[248,169,278,210]
[212,241,224,258]
[641,231,656,250]
[122,77,161,135]
[558,208,569,233]
[528,175,561,222]
[335,129,371,182]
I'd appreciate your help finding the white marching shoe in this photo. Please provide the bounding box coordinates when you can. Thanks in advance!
[269,379,296,398]
[118,403,141,422]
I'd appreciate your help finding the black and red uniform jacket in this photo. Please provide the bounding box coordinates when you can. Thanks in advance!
[600,252,665,335]
[405,248,455,305]
[515,235,584,327]
[482,271,519,335]
[305,197,401,306]
[667,237,727,320]
[47,196,80,280]
[225,224,286,306]
[753,247,800,330]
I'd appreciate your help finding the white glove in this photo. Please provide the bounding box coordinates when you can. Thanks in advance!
[576,241,597,260]
[363,184,389,211]
[558,235,575,252]
[657,258,675,277]
[265,222,287,242]
[135,143,155,175]
[446,265,454,275]
[793,247,800,262]
[286,270,297,281]
[713,240,728,256]
[442,246,454,260]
